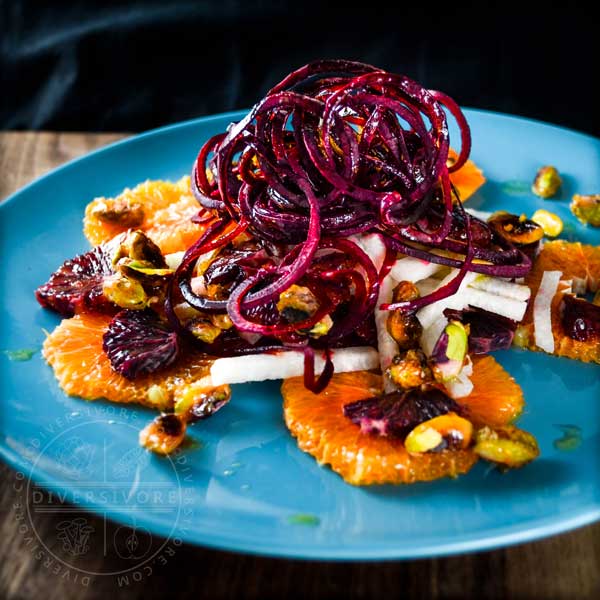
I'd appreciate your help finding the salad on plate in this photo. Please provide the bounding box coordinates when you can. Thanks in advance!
[35,60,600,485]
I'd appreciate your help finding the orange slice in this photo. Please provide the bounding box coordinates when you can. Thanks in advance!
[282,355,523,485]
[517,241,600,363]
[43,312,212,410]
[83,177,206,254]
[456,356,524,427]
[448,149,486,201]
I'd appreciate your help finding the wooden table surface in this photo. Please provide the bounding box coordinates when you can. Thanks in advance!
[0,131,598,600]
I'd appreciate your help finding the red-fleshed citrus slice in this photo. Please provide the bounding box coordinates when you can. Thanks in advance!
[42,313,211,410]
[83,177,205,254]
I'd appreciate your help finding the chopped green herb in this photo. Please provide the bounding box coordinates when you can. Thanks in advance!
[553,425,582,452]
[3,348,38,362]
[501,180,530,196]
[287,513,320,527]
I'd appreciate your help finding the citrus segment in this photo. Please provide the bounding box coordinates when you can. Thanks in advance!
[83,177,206,254]
[43,313,212,410]
[282,371,477,485]
[518,241,600,363]
[448,149,486,201]
[455,356,524,427]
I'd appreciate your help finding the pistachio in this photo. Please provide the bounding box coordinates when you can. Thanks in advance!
[112,230,166,268]
[174,384,231,422]
[277,285,319,323]
[146,385,170,409]
[531,209,563,238]
[430,321,469,382]
[210,313,234,330]
[386,349,432,389]
[387,311,423,349]
[474,425,539,468]
[188,318,223,344]
[139,413,186,455]
[102,274,148,309]
[512,325,530,348]
[404,413,473,454]
[309,314,334,338]
[488,212,544,245]
[392,281,420,304]
[532,165,562,198]
[90,198,145,226]
[570,194,600,227]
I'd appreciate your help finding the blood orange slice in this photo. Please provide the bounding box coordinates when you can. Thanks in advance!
[43,313,212,410]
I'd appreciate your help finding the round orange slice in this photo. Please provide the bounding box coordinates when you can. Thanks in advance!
[43,312,211,410]
[282,355,523,485]
[282,371,477,485]
[83,177,206,254]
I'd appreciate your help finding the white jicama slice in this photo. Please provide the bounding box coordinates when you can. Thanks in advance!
[469,275,531,302]
[389,257,444,283]
[209,346,379,386]
[165,251,185,270]
[416,270,478,330]
[466,288,528,322]
[350,232,387,273]
[533,270,562,353]
[375,272,398,393]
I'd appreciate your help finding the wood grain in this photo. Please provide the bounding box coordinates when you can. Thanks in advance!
[1,131,599,600]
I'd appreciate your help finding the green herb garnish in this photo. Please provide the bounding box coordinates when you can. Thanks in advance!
[553,425,582,452]
[287,513,320,527]
[3,348,38,361]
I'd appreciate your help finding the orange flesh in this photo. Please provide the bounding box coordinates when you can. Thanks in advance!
[448,149,486,201]
[42,312,212,410]
[83,177,206,254]
[282,356,520,485]
[519,241,600,363]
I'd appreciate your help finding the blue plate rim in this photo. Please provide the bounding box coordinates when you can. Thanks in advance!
[1,108,599,560]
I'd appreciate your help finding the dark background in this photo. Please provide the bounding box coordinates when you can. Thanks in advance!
[1,0,598,136]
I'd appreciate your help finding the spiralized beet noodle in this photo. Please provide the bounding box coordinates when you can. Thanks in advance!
[170,59,532,390]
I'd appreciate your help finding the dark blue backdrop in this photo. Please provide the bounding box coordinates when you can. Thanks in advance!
[1,1,597,135]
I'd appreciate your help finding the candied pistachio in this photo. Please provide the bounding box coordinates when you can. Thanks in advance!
[531,209,563,238]
[474,425,539,468]
[146,385,171,410]
[90,198,145,226]
[210,313,233,330]
[570,194,600,227]
[392,280,420,304]
[387,311,423,349]
[112,230,166,268]
[139,413,186,455]
[102,274,148,309]
[532,166,562,198]
[387,349,432,389]
[405,412,473,454]
[174,383,231,422]
[512,325,530,348]
[309,314,333,338]
[277,285,319,323]
[488,212,544,245]
[188,318,223,344]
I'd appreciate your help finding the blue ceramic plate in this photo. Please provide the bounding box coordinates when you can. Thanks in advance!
[1,110,599,561]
